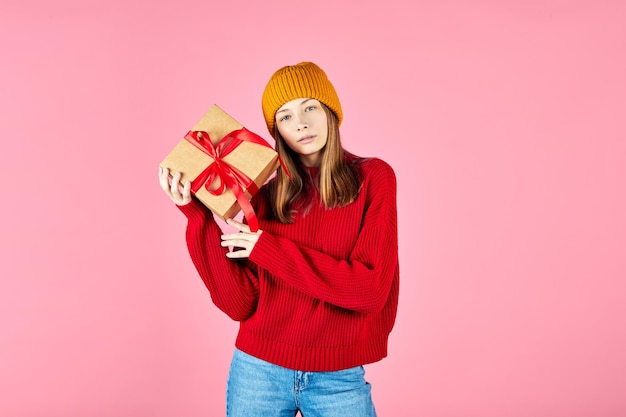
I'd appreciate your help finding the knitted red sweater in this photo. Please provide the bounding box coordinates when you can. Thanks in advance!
[178,156,399,372]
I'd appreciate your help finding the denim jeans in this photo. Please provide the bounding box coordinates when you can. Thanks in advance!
[226,348,377,417]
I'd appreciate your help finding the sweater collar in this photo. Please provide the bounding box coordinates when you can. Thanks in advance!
[306,165,319,178]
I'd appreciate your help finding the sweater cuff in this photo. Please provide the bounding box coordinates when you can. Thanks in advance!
[249,231,281,271]
[177,199,211,224]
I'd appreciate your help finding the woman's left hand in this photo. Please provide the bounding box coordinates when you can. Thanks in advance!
[221,219,263,259]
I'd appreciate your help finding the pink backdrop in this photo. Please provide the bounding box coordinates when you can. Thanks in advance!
[1,0,625,416]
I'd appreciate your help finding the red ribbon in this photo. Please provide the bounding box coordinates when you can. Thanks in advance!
[183,127,280,232]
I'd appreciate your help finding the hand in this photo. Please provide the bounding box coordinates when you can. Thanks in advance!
[159,166,192,206]
[221,219,262,259]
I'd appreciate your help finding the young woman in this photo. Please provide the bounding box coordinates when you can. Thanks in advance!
[159,62,399,417]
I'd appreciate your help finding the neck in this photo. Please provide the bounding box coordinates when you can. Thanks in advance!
[299,154,321,168]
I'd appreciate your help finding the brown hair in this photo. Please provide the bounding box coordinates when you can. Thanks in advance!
[269,104,360,223]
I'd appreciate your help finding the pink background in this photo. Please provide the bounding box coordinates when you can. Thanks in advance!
[1,0,625,416]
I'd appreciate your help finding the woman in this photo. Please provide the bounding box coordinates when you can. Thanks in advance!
[159,62,399,417]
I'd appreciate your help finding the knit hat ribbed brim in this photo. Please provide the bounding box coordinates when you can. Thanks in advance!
[261,62,342,136]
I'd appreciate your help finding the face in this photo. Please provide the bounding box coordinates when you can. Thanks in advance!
[275,98,328,167]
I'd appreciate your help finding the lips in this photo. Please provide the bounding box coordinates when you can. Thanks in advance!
[298,135,315,144]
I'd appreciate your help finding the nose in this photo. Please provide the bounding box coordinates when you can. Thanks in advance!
[296,115,308,131]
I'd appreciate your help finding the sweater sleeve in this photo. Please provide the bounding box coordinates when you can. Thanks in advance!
[249,159,399,314]
[177,198,259,321]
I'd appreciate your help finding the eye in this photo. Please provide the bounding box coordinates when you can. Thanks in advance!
[278,114,291,122]
[305,105,316,112]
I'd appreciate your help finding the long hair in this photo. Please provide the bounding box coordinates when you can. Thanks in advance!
[269,104,360,223]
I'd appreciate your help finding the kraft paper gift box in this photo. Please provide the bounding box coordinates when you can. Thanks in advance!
[160,105,280,226]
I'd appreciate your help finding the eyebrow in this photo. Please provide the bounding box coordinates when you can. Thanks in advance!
[276,98,315,114]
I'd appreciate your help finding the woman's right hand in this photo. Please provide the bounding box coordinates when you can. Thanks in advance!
[159,166,192,206]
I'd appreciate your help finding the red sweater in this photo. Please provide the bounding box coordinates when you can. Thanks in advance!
[178,156,399,372]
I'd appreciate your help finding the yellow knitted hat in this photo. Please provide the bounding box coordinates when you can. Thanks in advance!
[261,62,343,137]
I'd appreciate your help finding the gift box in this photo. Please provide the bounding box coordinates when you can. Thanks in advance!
[160,104,280,230]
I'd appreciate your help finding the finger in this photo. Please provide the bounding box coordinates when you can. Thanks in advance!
[220,238,254,249]
[159,167,172,193]
[182,180,192,201]
[225,249,251,259]
[221,232,259,243]
[170,171,182,196]
[226,219,251,233]
[221,233,247,241]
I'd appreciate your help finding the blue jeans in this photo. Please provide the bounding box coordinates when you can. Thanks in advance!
[226,348,377,417]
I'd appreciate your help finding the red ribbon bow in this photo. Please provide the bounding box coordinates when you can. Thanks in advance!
[183,128,280,232]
